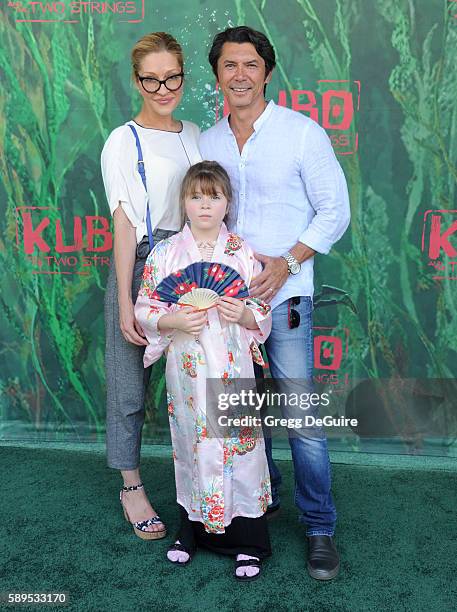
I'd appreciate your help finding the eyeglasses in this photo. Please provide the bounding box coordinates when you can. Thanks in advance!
[137,72,184,94]
[288,297,301,329]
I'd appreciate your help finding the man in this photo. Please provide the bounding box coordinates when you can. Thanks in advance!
[200,26,350,580]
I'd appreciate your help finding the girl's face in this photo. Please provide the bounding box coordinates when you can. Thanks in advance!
[185,182,228,234]
[136,51,184,117]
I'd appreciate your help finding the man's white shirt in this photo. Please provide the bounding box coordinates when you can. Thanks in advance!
[200,100,351,309]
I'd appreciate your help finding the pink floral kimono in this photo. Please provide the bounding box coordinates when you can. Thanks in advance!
[135,223,272,534]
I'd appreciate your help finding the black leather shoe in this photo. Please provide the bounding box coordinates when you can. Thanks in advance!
[307,535,340,580]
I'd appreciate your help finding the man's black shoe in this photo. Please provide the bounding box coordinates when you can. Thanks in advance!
[265,503,280,520]
[307,535,340,580]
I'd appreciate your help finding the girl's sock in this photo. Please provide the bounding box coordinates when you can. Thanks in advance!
[236,554,260,578]
[167,540,190,564]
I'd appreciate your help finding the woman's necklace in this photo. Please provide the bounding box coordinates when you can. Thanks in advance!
[134,112,181,132]
[178,132,192,167]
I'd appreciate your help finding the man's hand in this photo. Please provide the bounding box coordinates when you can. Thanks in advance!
[250,253,289,301]
[119,298,148,346]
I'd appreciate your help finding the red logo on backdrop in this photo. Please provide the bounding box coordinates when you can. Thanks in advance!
[16,207,112,276]
[7,1,145,23]
[216,80,360,155]
[421,209,457,281]
[313,326,350,387]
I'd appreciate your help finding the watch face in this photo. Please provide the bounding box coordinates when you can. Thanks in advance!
[290,262,300,274]
[290,263,300,274]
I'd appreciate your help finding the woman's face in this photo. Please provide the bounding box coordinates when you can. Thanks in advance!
[136,51,184,117]
[185,182,228,234]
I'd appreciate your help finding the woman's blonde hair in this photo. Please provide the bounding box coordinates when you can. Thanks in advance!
[131,32,184,80]
[180,161,233,228]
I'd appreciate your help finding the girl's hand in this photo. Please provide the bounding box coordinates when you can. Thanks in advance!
[217,297,247,324]
[160,307,208,335]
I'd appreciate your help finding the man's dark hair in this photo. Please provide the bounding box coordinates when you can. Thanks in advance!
[208,26,276,79]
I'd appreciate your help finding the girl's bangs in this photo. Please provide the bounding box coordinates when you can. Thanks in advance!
[191,173,223,198]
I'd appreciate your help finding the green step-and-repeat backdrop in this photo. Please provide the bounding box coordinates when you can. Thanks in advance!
[1,0,456,455]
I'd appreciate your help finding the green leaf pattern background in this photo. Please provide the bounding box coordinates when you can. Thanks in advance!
[0,1,456,453]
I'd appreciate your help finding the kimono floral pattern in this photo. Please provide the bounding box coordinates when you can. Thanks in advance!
[250,340,265,366]
[181,351,205,378]
[190,484,199,514]
[167,392,177,425]
[147,304,161,319]
[232,426,257,455]
[223,442,234,474]
[153,237,173,255]
[134,223,272,533]
[220,342,235,383]
[195,414,207,442]
[223,336,242,380]
[140,282,160,301]
[257,477,272,513]
[246,297,272,317]
[184,395,194,412]
[138,239,172,300]
[200,481,225,533]
[221,371,232,385]
[224,233,243,255]
[223,425,259,474]
[142,260,159,284]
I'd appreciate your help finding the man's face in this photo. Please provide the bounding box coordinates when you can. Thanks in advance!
[216,42,272,110]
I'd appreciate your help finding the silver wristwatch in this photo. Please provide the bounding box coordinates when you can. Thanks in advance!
[281,251,301,275]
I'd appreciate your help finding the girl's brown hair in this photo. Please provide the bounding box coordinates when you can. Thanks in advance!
[131,32,184,81]
[180,161,233,228]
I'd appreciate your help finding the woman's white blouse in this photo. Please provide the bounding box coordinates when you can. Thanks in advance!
[101,120,202,243]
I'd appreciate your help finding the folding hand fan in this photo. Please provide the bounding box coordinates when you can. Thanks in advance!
[155,262,249,310]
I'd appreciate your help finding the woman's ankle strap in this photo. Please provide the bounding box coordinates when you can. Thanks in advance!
[122,483,144,492]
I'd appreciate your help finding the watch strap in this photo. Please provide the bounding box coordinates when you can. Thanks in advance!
[281,251,300,274]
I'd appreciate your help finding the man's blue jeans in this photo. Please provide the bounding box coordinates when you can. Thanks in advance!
[263,296,337,536]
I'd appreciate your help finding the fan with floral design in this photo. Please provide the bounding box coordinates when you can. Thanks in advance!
[154,262,249,310]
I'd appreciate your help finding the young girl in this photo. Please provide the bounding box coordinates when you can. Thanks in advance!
[135,161,272,581]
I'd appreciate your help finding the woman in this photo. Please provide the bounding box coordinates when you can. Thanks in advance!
[101,32,201,539]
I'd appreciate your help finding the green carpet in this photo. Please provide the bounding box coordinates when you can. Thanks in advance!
[1,447,456,612]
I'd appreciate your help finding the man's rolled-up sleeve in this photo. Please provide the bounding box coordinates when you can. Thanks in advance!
[298,123,351,254]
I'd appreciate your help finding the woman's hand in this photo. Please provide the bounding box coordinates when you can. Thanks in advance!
[113,206,147,345]
[159,307,208,335]
[119,298,148,346]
